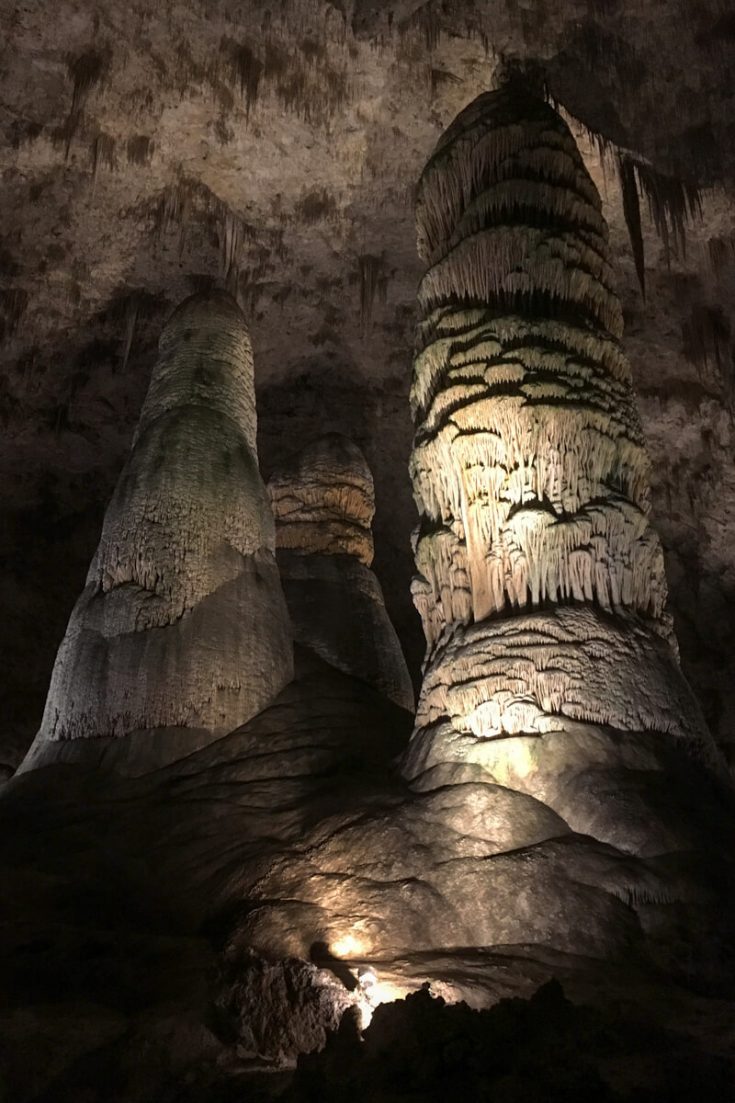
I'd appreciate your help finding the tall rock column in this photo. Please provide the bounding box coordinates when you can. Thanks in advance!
[22,291,293,774]
[268,433,414,712]
[404,85,722,857]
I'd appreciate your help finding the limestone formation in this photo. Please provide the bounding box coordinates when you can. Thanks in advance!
[410,88,662,643]
[20,291,293,774]
[269,434,414,712]
[269,432,375,566]
[404,83,724,871]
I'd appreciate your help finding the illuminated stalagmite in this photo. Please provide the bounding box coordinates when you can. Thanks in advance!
[21,291,293,774]
[269,434,414,711]
[403,85,721,853]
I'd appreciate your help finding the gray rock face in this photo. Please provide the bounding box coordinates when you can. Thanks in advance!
[269,434,414,712]
[20,291,293,774]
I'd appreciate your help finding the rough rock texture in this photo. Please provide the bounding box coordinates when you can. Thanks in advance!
[402,85,731,947]
[2,650,733,1100]
[269,434,414,711]
[270,432,376,566]
[0,650,416,1094]
[0,267,733,1100]
[1,4,735,1095]
[288,981,735,1103]
[20,290,293,774]
[2,0,735,772]
[410,85,668,643]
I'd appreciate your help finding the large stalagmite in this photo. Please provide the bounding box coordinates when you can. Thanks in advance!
[268,433,414,711]
[20,290,293,774]
[403,84,723,857]
[215,90,733,993]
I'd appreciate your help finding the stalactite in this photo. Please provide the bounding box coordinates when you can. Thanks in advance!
[152,176,255,285]
[632,158,702,259]
[681,303,732,375]
[0,288,29,342]
[227,42,263,118]
[547,96,703,283]
[109,288,163,372]
[707,234,735,276]
[218,32,349,127]
[126,134,154,166]
[399,2,442,52]
[612,149,702,272]
[63,49,109,156]
[618,153,645,294]
[359,254,388,331]
[91,133,116,179]
[121,294,138,372]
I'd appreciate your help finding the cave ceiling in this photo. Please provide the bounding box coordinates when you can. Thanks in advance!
[1,0,735,769]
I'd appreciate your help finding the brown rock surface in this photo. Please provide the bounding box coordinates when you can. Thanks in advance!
[270,432,375,566]
[269,433,414,711]
[1,6,735,1098]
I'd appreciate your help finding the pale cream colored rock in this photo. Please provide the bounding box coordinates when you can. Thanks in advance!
[407,85,724,879]
[410,89,669,644]
[20,291,293,773]
[403,606,718,857]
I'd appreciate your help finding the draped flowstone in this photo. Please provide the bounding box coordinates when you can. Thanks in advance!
[403,84,725,873]
[20,291,293,774]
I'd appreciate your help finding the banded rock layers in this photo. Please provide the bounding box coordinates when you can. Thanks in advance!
[21,291,293,774]
[404,85,726,877]
[269,434,414,711]
[2,88,734,1097]
[410,87,664,643]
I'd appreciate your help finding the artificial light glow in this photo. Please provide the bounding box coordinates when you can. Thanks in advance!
[330,933,365,958]
[354,971,407,1029]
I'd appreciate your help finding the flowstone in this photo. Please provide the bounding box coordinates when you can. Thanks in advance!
[218,78,735,996]
[404,86,727,883]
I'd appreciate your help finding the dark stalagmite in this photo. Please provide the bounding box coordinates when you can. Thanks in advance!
[269,433,414,711]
